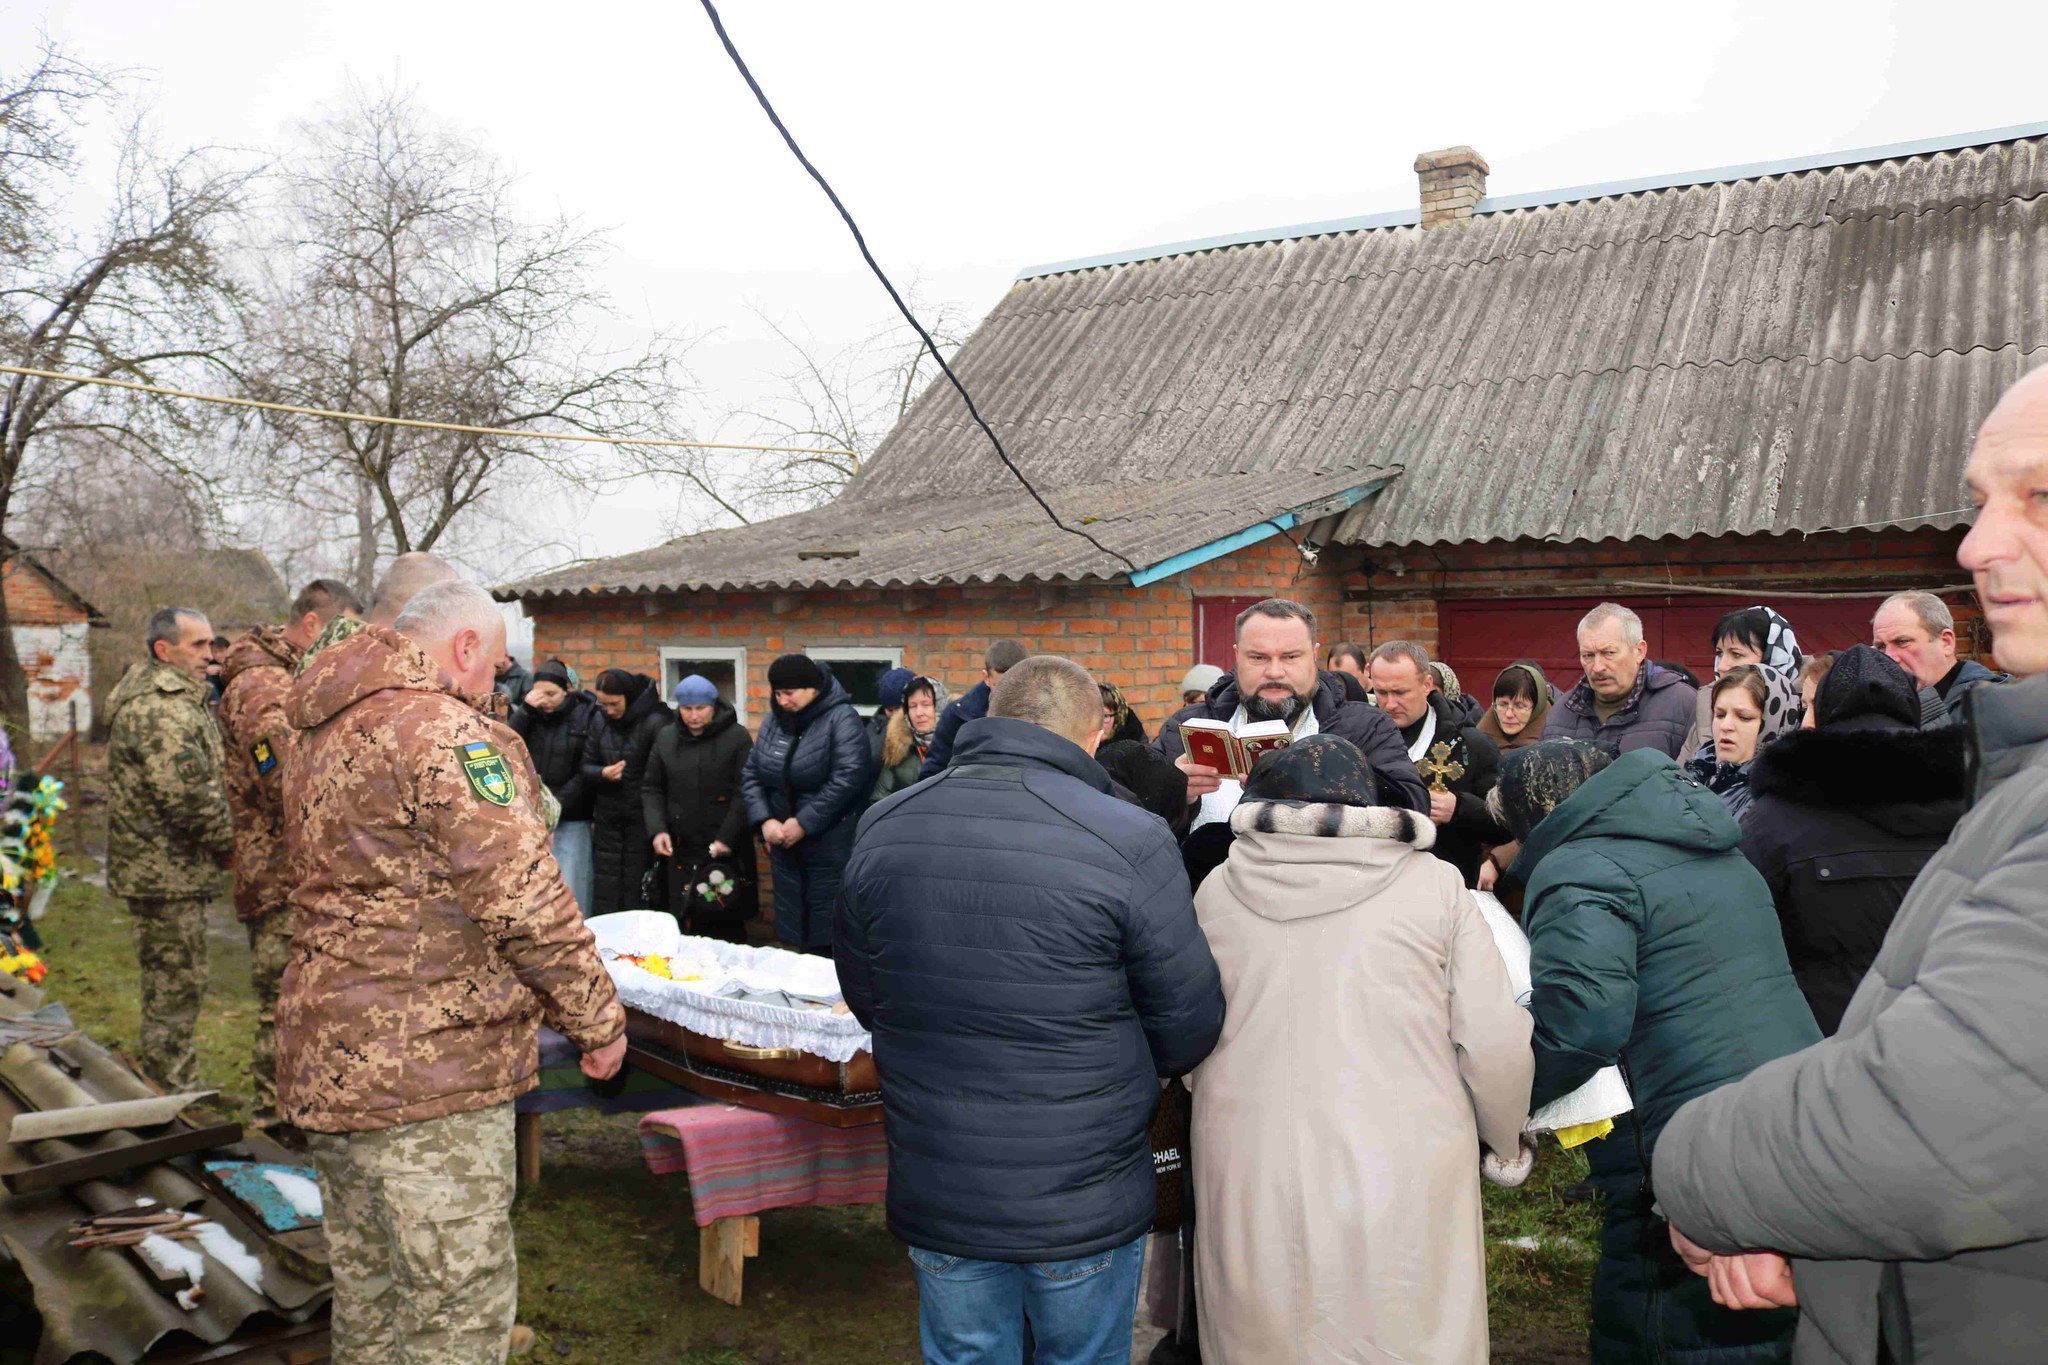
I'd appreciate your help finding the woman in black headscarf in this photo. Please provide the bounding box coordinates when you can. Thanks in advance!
[581,667,671,914]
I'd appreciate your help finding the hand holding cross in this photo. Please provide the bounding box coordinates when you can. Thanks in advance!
[1418,741,1465,794]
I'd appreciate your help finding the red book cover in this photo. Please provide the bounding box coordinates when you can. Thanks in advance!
[1182,723,1239,776]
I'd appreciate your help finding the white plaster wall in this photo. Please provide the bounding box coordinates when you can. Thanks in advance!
[13,622,92,739]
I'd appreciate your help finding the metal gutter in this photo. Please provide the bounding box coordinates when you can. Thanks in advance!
[1126,478,1394,587]
[1017,118,2048,281]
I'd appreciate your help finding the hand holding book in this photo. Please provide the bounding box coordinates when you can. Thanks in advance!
[1178,718,1292,781]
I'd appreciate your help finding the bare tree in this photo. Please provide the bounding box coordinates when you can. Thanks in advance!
[645,302,967,537]
[240,82,695,591]
[0,41,250,737]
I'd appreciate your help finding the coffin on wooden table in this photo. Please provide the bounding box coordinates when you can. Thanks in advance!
[588,912,881,1128]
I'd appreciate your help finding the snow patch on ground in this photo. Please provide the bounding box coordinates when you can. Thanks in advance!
[263,1168,324,1220]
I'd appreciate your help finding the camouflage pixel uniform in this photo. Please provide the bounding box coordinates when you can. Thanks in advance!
[278,625,624,1364]
[104,660,234,1092]
[217,626,302,1127]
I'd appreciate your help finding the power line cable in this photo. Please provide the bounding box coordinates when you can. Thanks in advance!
[694,0,1137,573]
[0,362,855,457]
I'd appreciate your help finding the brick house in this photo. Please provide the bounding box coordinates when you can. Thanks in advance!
[1,536,106,740]
[506,123,2047,733]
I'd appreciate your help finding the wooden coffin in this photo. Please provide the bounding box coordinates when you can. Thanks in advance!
[624,1006,882,1128]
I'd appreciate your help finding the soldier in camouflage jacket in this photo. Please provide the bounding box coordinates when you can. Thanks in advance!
[277,622,624,1132]
[219,582,361,1130]
[106,659,234,900]
[105,636,235,1092]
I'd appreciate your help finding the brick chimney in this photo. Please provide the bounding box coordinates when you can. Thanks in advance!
[1414,146,1489,228]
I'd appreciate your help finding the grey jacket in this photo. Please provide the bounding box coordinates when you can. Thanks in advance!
[1653,668,2048,1365]
[1916,658,2009,729]
[1542,664,1699,759]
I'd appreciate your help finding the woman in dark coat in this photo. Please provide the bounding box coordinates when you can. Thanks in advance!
[581,668,671,914]
[741,655,878,953]
[1740,645,1967,1035]
[642,675,756,941]
[510,658,603,913]
[1496,741,1820,1365]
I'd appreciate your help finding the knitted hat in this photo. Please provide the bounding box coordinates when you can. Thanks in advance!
[532,658,571,690]
[672,674,719,707]
[876,667,916,710]
[1492,740,1615,843]
[1242,734,1379,808]
[1179,664,1224,696]
[767,653,826,691]
[1815,644,1920,730]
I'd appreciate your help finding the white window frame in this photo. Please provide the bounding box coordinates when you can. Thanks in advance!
[658,645,749,727]
[807,645,905,717]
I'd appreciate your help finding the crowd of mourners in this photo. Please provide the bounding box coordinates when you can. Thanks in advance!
[93,367,2048,1365]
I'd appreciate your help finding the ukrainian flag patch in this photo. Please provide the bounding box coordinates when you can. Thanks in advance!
[251,739,278,775]
[458,740,516,806]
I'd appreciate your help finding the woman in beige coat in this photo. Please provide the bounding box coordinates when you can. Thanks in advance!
[1189,735,1535,1365]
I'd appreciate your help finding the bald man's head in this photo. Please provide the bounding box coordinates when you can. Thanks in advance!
[367,552,459,628]
[1959,364,2048,676]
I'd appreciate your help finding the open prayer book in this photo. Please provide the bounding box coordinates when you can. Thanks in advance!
[1470,890,1634,1143]
[1179,718,1292,779]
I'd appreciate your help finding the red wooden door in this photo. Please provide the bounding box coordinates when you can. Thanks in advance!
[1194,597,1267,672]
[1438,594,1891,695]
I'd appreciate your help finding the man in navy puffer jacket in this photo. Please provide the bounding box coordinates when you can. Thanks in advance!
[838,655,1224,1364]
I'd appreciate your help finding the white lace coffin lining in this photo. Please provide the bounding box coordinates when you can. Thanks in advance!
[588,911,873,1064]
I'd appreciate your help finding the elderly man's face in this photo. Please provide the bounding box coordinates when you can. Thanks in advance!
[154,616,216,682]
[1870,601,1954,689]
[1578,618,1647,702]
[1960,367,2048,677]
[1235,614,1318,720]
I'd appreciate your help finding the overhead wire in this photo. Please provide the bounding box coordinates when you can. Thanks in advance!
[0,362,856,458]
[693,0,1138,573]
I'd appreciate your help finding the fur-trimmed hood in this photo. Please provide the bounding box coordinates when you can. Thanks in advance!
[1219,800,1441,923]
[1748,723,1967,836]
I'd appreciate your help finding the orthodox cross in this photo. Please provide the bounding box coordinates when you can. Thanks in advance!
[1418,741,1465,794]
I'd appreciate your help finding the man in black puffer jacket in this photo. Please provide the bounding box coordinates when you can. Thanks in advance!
[839,656,1224,1361]
[1152,598,1427,887]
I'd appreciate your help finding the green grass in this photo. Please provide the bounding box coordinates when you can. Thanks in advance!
[32,795,1595,1363]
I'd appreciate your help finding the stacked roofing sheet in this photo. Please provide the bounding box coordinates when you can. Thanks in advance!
[509,127,2047,599]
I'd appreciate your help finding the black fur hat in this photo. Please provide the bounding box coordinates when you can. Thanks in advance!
[1816,645,1919,730]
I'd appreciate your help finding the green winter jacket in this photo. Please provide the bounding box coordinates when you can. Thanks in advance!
[1515,748,1821,1365]
[104,661,234,900]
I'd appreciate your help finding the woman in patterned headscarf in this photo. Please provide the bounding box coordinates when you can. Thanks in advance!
[1684,663,1802,823]
[1681,606,1804,756]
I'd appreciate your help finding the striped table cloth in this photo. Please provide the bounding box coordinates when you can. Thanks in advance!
[637,1103,888,1227]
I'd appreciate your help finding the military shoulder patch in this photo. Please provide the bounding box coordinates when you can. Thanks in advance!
[458,740,517,806]
[251,738,278,775]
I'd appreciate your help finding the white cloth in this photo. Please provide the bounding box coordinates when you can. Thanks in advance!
[1469,891,1635,1134]
[586,911,872,1063]
[1404,707,1439,763]
[1190,704,1320,832]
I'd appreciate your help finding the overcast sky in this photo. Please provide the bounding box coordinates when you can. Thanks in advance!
[19,0,2048,583]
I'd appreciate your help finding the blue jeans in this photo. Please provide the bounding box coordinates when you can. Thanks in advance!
[551,821,594,917]
[909,1233,1147,1365]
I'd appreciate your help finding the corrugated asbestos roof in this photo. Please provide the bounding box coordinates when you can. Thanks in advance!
[0,989,330,1364]
[508,126,2045,599]
[509,467,1393,595]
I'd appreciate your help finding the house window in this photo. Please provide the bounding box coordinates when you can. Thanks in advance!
[658,646,747,727]
[807,647,905,716]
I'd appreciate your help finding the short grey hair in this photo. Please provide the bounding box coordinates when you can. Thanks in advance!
[1879,590,1954,637]
[1236,597,1318,640]
[393,579,501,644]
[989,655,1100,742]
[1578,602,1644,648]
[1370,640,1432,675]
[145,606,210,658]
[368,551,460,627]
